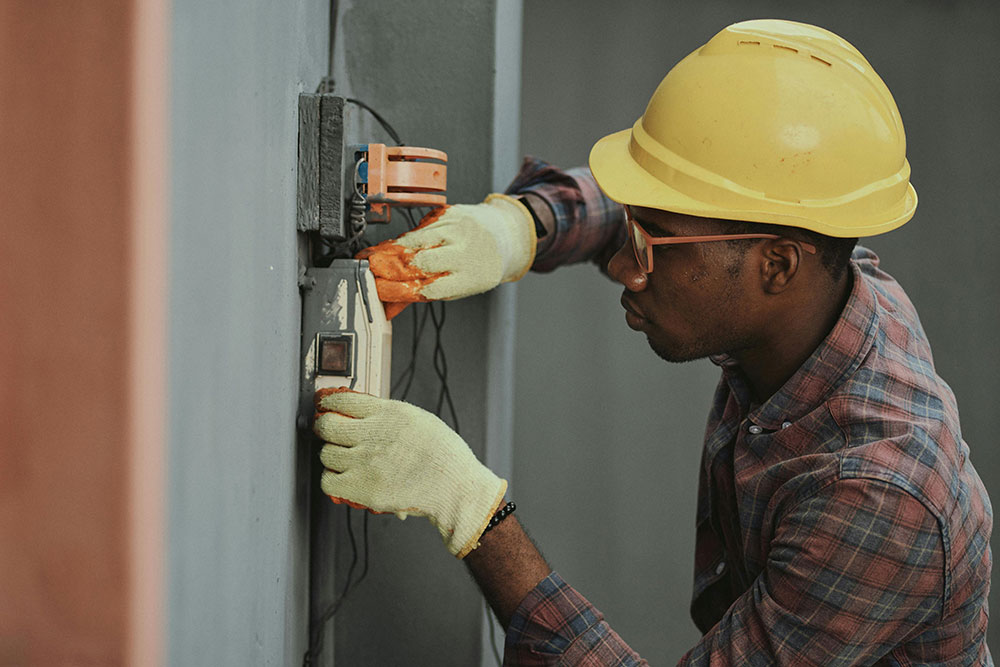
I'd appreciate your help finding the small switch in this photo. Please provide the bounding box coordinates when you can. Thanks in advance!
[318,334,352,376]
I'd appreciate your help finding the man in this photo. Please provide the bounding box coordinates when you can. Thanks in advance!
[313,20,992,664]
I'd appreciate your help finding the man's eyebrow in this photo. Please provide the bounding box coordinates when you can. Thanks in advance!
[630,209,675,237]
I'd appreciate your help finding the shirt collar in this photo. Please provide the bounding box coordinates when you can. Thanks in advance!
[709,259,879,432]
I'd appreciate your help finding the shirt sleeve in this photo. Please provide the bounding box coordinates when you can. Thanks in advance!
[680,477,945,666]
[504,157,626,273]
[504,571,649,666]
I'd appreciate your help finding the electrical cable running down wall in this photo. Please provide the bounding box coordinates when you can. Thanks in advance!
[301,96,474,666]
[297,2,521,664]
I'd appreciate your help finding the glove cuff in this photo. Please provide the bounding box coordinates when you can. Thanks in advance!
[482,193,537,282]
[450,474,508,559]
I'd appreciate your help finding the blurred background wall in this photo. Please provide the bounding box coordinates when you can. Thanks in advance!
[513,1,1000,662]
[0,1,167,664]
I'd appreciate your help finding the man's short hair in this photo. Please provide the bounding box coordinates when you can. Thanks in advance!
[724,219,857,282]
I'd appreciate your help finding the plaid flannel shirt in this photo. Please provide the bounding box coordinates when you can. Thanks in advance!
[503,159,993,665]
[505,157,626,273]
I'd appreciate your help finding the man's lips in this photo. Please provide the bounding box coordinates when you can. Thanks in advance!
[620,294,648,330]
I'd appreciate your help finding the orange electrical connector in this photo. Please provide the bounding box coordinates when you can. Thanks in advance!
[363,144,447,223]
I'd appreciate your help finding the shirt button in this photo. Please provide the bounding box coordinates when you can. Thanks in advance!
[715,561,727,575]
[748,424,763,435]
[781,421,792,429]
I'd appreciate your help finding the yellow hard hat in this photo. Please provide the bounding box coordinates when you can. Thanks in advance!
[589,19,917,237]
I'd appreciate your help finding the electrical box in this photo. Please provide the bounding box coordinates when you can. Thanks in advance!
[297,90,449,665]
[299,259,392,421]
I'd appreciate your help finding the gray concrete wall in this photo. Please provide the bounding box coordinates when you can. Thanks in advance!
[515,1,1000,662]
[166,1,520,664]
[166,1,326,664]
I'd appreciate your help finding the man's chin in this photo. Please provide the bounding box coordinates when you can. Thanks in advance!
[646,336,706,364]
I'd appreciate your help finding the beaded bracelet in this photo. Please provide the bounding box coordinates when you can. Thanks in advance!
[481,501,516,537]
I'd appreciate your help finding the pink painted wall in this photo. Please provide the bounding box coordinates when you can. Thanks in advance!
[0,2,166,663]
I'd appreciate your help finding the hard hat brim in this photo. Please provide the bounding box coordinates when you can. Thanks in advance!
[589,127,917,238]
[590,128,722,219]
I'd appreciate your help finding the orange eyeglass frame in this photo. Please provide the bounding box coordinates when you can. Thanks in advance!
[625,206,817,274]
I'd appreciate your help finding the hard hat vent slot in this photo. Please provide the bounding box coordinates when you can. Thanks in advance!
[738,40,760,46]
[773,45,799,54]
[811,55,832,67]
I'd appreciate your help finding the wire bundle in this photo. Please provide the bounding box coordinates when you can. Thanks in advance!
[304,96,493,665]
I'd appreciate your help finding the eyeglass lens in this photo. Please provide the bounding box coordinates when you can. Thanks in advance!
[630,219,650,272]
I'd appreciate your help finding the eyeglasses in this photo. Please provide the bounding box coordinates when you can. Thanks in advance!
[625,206,817,274]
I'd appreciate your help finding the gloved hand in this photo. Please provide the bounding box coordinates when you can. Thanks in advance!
[356,194,536,319]
[313,388,507,559]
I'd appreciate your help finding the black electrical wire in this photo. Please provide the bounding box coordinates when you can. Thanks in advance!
[401,214,499,665]
[327,0,337,81]
[391,304,430,401]
[345,98,403,146]
[305,4,392,665]
[358,512,371,585]
[304,82,493,664]
[402,206,420,230]
[429,301,460,432]
[304,91,408,663]
[391,207,436,402]
[305,505,358,665]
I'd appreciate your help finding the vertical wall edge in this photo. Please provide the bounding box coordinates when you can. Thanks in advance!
[483,1,524,663]
[128,0,170,663]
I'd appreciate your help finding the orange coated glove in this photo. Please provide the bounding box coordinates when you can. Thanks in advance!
[356,194,536,320]
[314,387,507,559]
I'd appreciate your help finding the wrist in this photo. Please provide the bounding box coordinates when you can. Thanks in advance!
[464,513,552,629]
[448,472,507,559]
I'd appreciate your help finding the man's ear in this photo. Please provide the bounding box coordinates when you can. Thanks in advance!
[758,239,803,294]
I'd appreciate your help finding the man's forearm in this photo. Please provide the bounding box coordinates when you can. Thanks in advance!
[464,513,551,628]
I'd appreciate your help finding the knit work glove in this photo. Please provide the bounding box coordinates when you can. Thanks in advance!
[356,194,536,320]
[314,388,507,559]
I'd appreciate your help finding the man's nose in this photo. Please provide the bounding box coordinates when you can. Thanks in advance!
[608,241,648,292]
